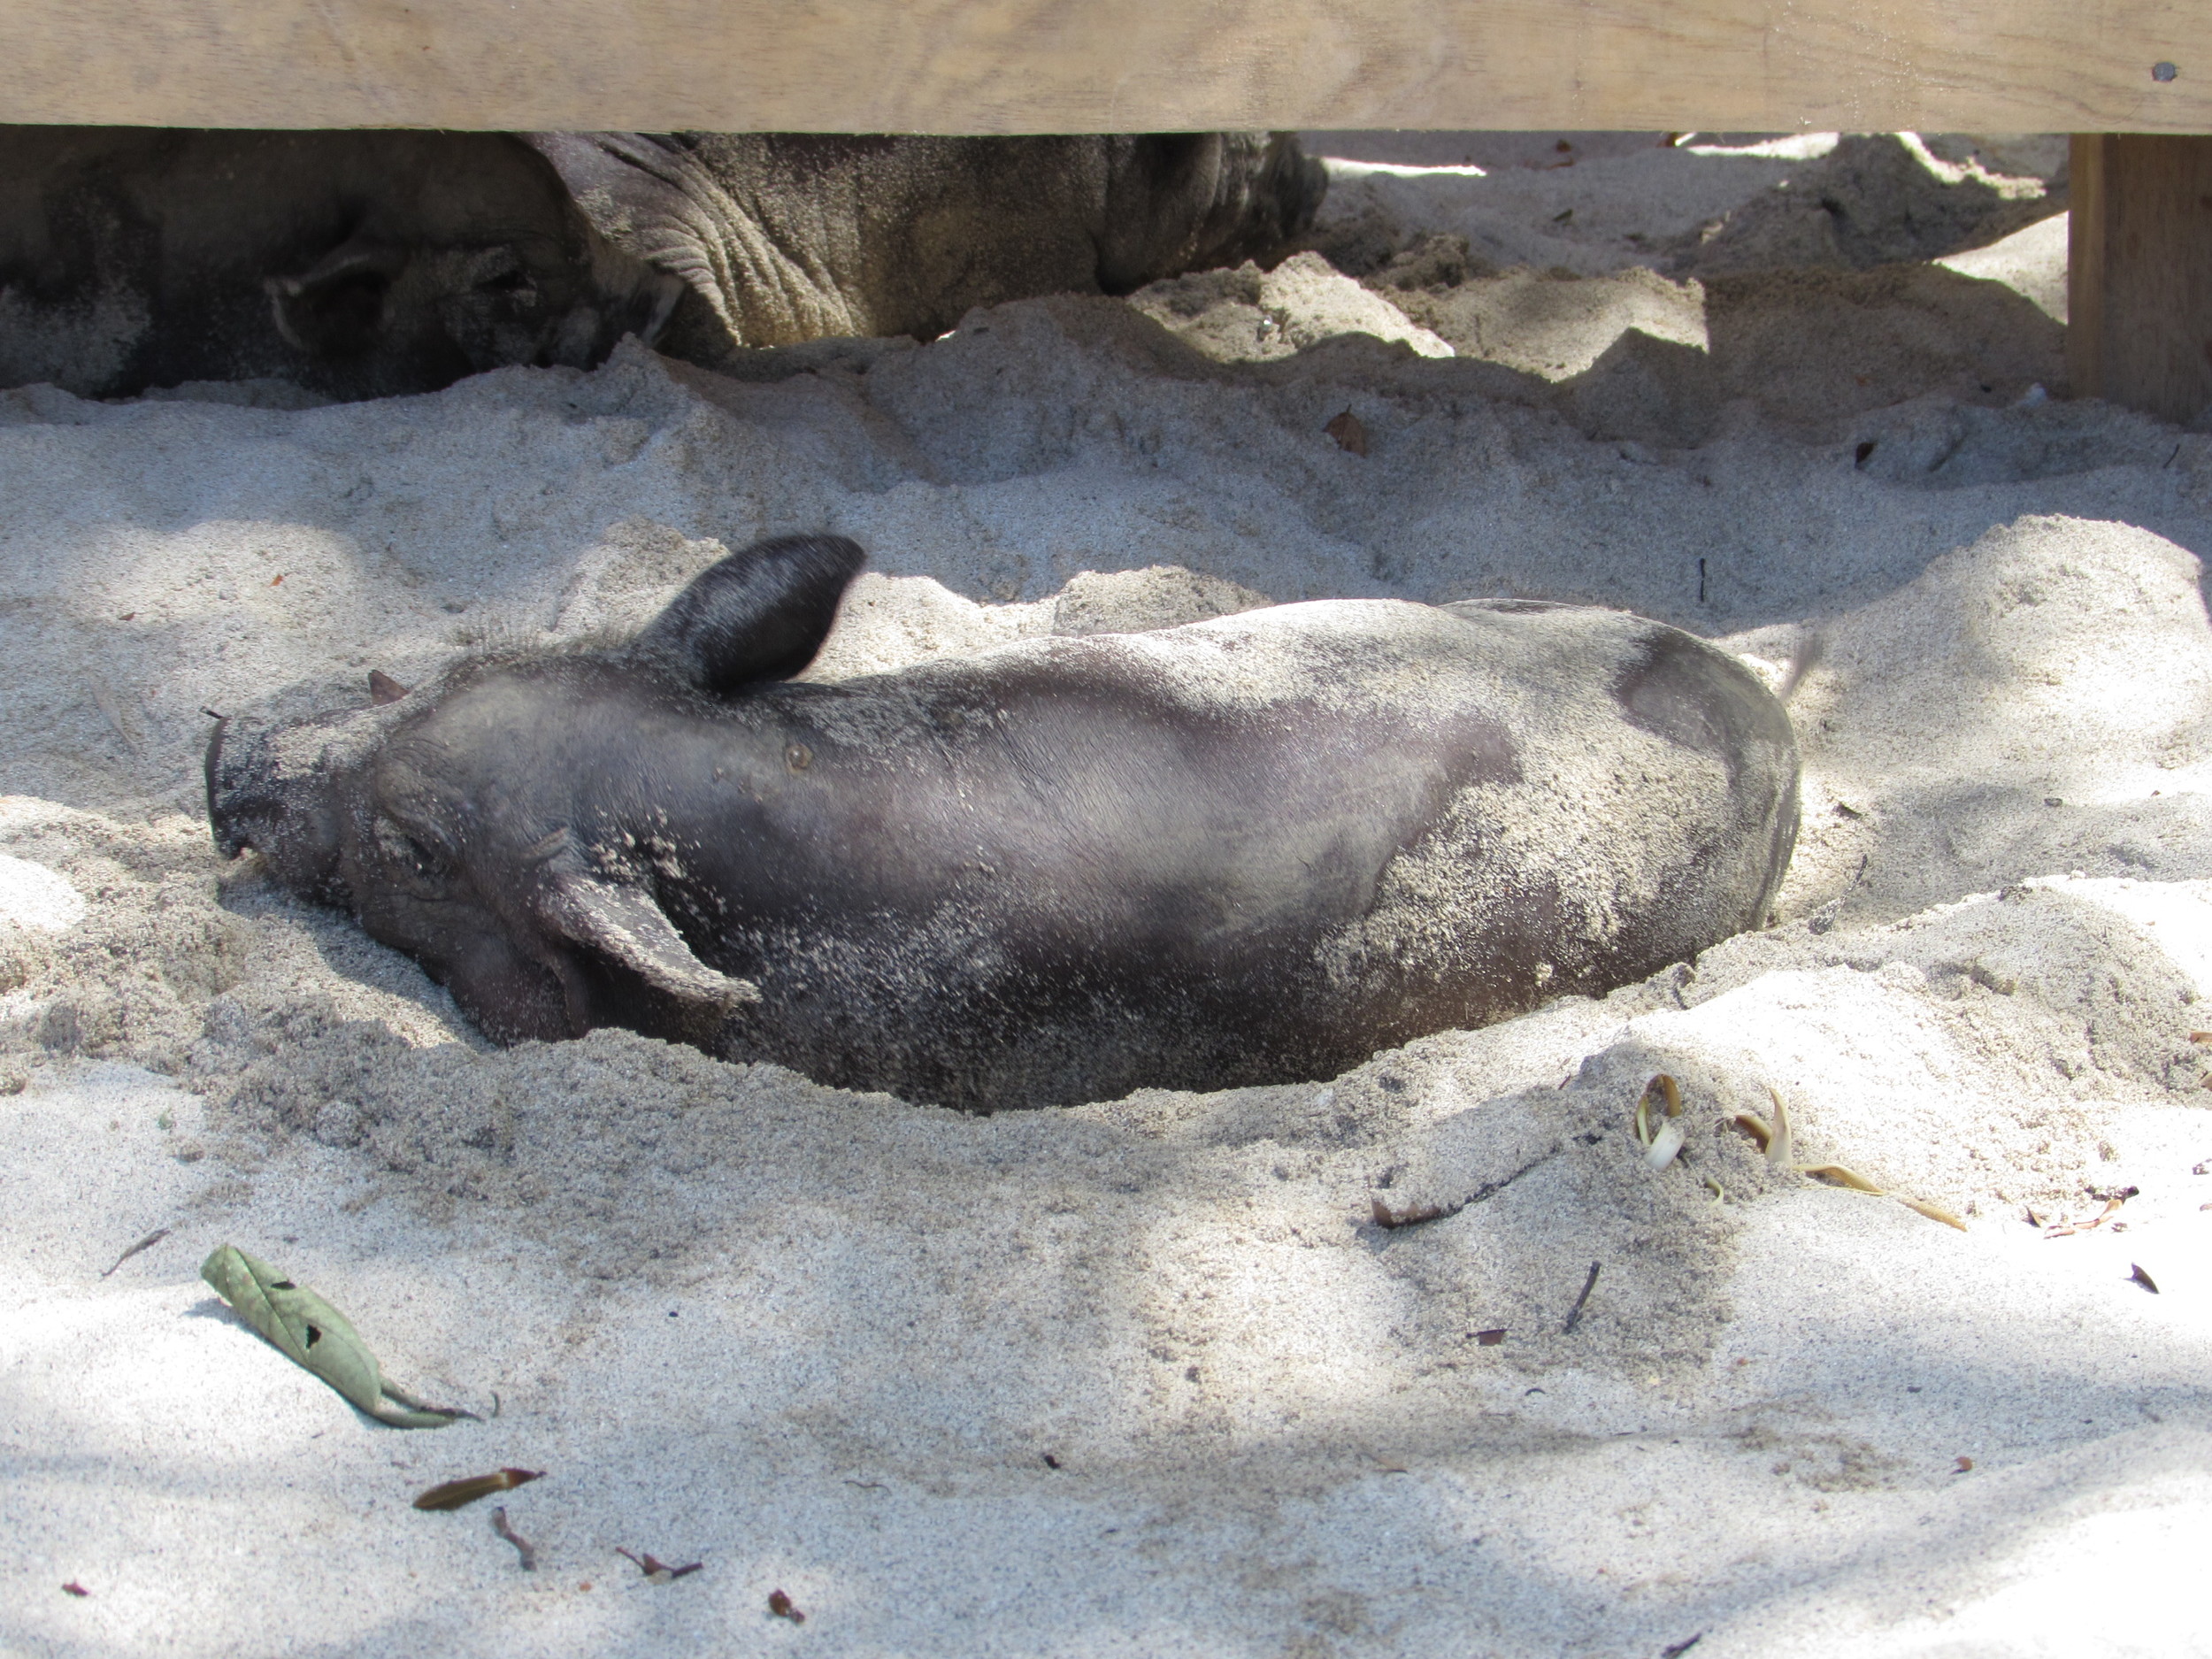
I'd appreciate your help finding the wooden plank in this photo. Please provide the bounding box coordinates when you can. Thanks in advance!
[2067,134,2212,422]
[0,1,2208,134]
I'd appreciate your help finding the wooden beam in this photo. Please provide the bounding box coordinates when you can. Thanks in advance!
[2068,134,2212,423]
[0,2,2208,134]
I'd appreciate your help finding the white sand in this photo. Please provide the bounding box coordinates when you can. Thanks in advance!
[4,134,2210,1657]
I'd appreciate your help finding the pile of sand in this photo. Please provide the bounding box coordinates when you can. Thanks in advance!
[4,134,2208,1658]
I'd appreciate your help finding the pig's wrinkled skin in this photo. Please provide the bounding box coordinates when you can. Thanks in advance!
[0,128,1324,402]
[207,537,1800,1110]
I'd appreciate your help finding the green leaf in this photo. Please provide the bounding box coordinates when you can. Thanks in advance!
[199,1245,461,1428]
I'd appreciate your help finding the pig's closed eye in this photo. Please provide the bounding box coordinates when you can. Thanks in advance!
[376,817,454,893]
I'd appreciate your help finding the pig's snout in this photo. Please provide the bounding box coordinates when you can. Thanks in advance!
[204,714,346,897]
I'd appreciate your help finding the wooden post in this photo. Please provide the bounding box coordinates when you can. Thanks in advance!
[2068,134,2212,423]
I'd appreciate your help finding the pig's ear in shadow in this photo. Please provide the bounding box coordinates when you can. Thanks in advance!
[633,534,864,694]
[265,238,408,358]
[540,873,761,1012]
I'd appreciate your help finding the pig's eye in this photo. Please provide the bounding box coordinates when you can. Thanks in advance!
[375,816,454,894]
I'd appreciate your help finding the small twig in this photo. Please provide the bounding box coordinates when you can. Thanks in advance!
[617,1547,703,1582]
[1562,1262,1602,1334]
[2042,1190,2135,1238]
[100,1227,170,1278]
[489,1507,536,1571]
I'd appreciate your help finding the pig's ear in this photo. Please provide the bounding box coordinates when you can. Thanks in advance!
[541,873,761,1012]
[634,534,864,694]
[265,238,408,358]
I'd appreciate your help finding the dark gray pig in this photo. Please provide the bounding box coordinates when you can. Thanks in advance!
[0,128,1323,401]
[206,537,1799,1110]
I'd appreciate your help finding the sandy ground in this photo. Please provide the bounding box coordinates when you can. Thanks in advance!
[4,132,2210,1658]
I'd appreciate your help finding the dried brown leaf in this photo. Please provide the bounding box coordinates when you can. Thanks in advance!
[1800,1164,1884,1194]
[1371,1194,1457,1228]
[1324,410,1370,457]
[1901,1197,1969,1232]
[413,1468,544,1511]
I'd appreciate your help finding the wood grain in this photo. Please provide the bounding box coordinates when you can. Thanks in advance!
[0,1,2206,133]
[2067,134,2212,422]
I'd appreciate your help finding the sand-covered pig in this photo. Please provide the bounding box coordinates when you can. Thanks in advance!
[206,536,1799,1110]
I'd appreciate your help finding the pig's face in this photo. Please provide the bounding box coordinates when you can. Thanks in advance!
[207,671,595,1040]
[209,534,862,1041]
